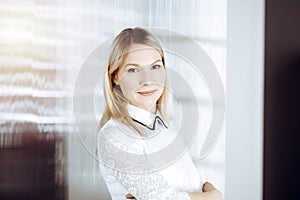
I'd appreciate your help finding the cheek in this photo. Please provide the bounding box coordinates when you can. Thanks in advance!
[154,69,166,86]
[118,75,140,98]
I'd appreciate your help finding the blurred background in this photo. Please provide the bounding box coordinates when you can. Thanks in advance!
[0,0,226,199]
[3,0,299,200]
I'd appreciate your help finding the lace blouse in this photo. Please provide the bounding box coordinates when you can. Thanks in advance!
[97,104,202,200]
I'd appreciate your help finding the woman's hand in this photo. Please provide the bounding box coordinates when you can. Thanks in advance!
[125,193,136,199]
[202,182,216,192]
[189,182,223,200]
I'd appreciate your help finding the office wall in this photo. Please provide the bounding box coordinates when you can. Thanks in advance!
[226,0,264,199]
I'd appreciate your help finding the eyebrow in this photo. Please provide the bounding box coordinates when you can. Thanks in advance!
[125,59,163,68]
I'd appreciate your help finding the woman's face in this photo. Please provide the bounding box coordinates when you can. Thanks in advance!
[114,43,166,113]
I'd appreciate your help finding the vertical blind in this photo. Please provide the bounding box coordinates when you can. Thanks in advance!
[0,1,70,199]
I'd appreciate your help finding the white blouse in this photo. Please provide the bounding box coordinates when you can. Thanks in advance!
[98,104,202,200]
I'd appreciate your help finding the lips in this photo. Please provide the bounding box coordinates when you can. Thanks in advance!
[137,89,157,96]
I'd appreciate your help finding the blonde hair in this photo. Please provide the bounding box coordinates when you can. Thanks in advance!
[99,27,169,134]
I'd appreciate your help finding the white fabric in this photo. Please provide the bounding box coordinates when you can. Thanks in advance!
[98,104,202,200]
[127,104,157,126]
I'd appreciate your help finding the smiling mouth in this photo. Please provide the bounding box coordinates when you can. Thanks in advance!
[137,90,157,96]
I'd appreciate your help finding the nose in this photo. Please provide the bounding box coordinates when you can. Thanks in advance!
[139,68,154,86]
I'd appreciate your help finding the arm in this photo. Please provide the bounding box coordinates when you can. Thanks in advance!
[188,182,223,200]
[188,191,222,200]
[125,182,223,200]
[99,129,191,200]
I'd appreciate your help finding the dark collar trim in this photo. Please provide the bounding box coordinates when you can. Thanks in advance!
[132,116,168,130]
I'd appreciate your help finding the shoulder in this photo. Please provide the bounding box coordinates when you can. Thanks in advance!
[99,119,119,134]
[98,119,144,154]
[98,119,124,142]
[99,119,136,138]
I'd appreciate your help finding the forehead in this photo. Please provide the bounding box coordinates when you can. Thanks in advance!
[124,44,162,66]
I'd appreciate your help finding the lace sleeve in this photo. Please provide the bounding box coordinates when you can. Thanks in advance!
[98,125,191,200]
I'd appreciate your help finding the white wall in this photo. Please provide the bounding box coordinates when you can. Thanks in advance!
[226,0,264,199]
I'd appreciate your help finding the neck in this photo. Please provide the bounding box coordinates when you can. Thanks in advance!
[140,104,157,114]
[140,104,156,114]
[129,102,157,114]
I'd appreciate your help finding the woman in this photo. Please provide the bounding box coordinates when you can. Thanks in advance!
[98,27,222,200]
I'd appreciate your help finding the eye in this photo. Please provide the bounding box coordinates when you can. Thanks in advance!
[151,64,162,70]
[128,68,139,73]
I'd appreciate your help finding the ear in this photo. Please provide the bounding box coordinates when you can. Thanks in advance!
[113,74,119,85]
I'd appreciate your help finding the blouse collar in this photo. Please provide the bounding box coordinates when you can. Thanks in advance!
[127,104,167,129]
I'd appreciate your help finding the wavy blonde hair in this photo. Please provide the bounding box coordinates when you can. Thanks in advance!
[99,27,169,134]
